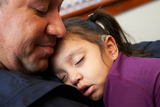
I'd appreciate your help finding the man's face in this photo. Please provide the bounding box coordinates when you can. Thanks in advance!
[0,0,66,74]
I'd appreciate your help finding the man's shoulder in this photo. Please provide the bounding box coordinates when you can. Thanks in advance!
[131,40,160,58]
[0,70,63,107]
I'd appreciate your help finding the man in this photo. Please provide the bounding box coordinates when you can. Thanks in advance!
[0,0,99,106]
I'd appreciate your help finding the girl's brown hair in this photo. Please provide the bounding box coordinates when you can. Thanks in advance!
[61,9,149,57]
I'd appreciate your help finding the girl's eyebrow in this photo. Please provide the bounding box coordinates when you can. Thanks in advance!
[65,48,83,62]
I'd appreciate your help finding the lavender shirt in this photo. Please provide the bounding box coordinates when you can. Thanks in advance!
[103,52,160,107]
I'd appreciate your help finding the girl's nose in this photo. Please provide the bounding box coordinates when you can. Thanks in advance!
[70,73,83,86]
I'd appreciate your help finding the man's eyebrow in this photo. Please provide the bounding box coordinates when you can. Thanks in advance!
[65,48,83,62]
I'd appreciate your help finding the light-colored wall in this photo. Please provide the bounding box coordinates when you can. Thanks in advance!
[115,0,160,43]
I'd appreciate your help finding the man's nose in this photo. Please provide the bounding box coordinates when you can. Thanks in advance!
[46,11,66,38]
[70,72,83,86]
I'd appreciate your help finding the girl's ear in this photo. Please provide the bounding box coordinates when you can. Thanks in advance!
[104,35,119,60]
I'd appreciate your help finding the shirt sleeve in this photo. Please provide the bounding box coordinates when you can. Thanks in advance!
[103,75,155,107]
[154,73,160,107]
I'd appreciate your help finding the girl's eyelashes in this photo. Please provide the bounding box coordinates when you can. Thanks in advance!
[60,73,68,83]
[56,72,67,83]
[61,75,66,83]
[75,57,84,66]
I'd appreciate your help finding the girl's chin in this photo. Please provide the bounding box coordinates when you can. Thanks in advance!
[89,92,103,101]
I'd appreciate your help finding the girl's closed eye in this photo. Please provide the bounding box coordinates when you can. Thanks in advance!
[61,75,67,83]
[57,72,68,83]
[75,56,85,66]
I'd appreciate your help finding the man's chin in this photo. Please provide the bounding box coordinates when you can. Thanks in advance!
[24,61,48,75]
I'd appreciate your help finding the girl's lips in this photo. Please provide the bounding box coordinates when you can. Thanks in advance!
[79,85,94,97]
[83,85,94,97]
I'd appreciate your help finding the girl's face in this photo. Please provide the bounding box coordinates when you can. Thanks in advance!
[51,34,118,101]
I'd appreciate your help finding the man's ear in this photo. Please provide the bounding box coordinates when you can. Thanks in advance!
[104,35,119,60]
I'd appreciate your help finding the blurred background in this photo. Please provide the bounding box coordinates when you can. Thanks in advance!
[60,0,160,43]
